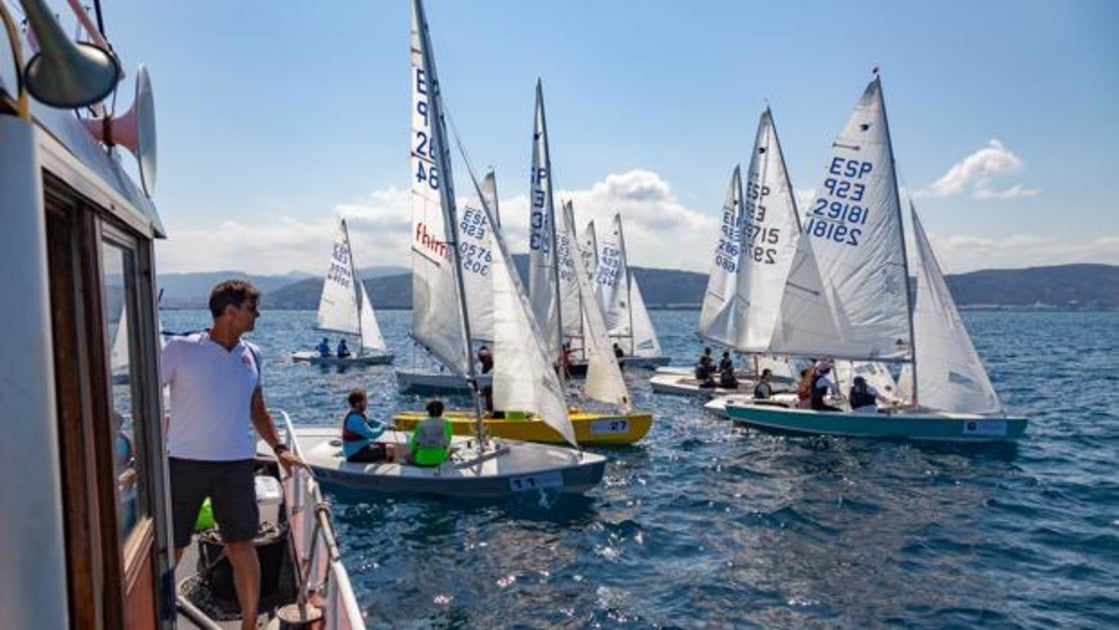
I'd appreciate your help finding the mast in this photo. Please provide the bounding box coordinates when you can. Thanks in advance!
[537,79,566,389]
[413,0,486,436]
[616,214,635,355]
[876,72,918,406]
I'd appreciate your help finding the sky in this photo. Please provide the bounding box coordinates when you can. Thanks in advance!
[13,0,1119,275]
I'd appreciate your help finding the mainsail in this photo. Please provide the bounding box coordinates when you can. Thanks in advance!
[697,165,743,346]
[909,204,1001,413]
[316,219,362,337]
[409,0,470,375]
[595,213,630,338]
[527,80,563,361]
[769,76,912,361]
[730,108,803,353]
[557,201,583,342]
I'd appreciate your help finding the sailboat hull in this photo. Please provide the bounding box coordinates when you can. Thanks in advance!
[292,351,395,366]
[392,409,653,446]
[725,404,1027,442]
[289,427,607,498]
[395,369,492,396]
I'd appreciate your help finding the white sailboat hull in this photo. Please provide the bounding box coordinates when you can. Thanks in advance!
[292,351,395,366]
[291,427,606,498]
[703,393,800,418]
[649,372,754,398]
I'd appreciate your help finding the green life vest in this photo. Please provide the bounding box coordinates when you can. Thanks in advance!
[410,417,451,466]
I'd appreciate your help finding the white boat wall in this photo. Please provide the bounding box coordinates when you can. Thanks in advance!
[907,203,1003,414]
[768,76,912,362]
[697,165,744,347]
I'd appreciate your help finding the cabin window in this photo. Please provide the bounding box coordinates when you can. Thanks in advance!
[99,240,150,544]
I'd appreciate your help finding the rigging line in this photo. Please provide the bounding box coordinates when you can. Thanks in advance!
[92,0,106,41]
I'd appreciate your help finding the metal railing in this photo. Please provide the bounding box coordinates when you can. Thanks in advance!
[278,410,366,629]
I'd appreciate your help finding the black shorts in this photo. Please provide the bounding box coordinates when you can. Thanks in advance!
[346,443,388,463]
[170,458,259,548]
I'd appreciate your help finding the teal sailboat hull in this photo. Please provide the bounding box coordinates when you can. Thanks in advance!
[726,403,1027,442]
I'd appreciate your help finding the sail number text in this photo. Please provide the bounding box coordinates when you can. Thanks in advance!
[529,167,550,252]
[742,179,781,265]
[807,157,873,247]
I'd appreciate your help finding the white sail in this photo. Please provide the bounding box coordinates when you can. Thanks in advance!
[910,205,1001,413]
[595,213,630,337]
[730,109,803,353]
[557,201,583,341]
[769,77,912,361]
[358,282,387,352]
[834,361,898,400]
[457,201,496,342]
[488,197,576,447]
[579,219,599,283]
[564,204,631,410]
[697,165,743,346]
[110,305,129,373]
[409,0,470,374]
[316,219,361,336]
[527,80,563,360]
[628,278,662,357]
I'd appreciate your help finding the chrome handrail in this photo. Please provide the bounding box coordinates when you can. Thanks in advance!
[277,410,366,629]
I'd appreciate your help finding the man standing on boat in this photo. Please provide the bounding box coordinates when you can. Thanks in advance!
[161,280,307,629]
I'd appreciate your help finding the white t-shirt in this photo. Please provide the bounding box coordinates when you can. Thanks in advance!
[161,332,262,460]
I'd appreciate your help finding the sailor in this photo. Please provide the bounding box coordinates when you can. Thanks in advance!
[810,359,842,412]
[316,337,331,358]
[409,399,453,467]
[753,368,774,400]
[695,347,715,380]
[848,376,893,414]
[342,388,392,462]
[613,342,625,368]
[477,346,495,415]
[718,353,739,389]
[336,338,351,359]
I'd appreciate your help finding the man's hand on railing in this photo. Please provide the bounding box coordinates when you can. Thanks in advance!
[277,449,311,475]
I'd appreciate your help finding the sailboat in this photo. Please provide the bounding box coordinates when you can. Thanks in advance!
[653,108,801,397]
[394,170,500,395]
[292,218,394,366]
[395,81,652,446]
[293,0,606,497]
[726,74,1027,441]
[592,213,669,369]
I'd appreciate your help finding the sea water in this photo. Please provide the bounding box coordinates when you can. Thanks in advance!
[160,309,1119,627]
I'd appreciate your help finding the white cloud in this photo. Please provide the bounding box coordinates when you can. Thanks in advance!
[919,139,1039,200]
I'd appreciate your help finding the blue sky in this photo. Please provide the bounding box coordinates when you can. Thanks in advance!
[16,0,1117,274]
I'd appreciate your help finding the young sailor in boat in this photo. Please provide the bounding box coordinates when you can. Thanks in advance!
[342,388,393,462]
[719,352,739,389]
[613,342,625,368]
[848,376,896,414]
[316,337,331,358]
[478,346,497,416]
[695,347,715,380]
[162,280,308,629]
[754,368,774,400]
[810,359,842,412]
[336,338,352,359]
[409,399,453,466]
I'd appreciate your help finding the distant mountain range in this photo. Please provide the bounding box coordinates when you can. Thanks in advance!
[159,262,1119,311]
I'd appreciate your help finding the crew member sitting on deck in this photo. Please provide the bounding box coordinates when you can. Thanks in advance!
[719,358,739,389]
[317,337,331,358]
[810,359,842,412]
[849,376,893,414]
[342,388,391,462]
[409,399,453,467]
[336,338,351,359]
[695,347,715,381]
[754,368,774,400]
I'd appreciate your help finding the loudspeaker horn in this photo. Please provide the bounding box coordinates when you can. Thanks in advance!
[19,0,120,108]
[84,65,158,197]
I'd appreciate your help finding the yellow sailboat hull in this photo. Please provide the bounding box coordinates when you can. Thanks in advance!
[391,409,653,446]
